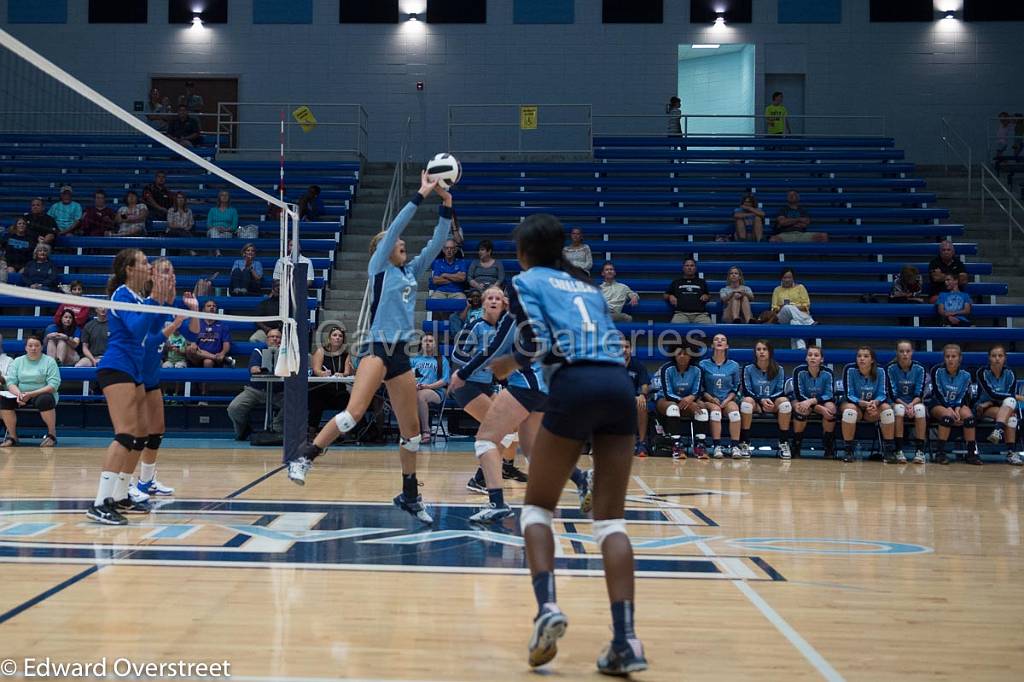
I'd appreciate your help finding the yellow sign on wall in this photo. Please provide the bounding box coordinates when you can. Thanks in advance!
[519,105,538,130]
[292,106,317,133]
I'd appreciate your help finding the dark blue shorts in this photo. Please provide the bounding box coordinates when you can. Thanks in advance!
[542,363,637,441]
[361,342,412,381]
[452,380,492,407]
[506,385,547,413]
[96,368,142,390]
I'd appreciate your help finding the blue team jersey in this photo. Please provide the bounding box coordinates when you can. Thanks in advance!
[886,361,927,403]
[841,365,889,403]
[452,317,498,384]
[411,354,450,397]
[975,366,1016,404]
[509,266,624,371]
[928,365,972,407]
[455,312,547,393]
[367,195,451,344]
[742,363,786,399]
[141,312,173,388]
[97,285,157,382]
[790,364,835,402]
[657,362,702,401]
[699,357,741,401]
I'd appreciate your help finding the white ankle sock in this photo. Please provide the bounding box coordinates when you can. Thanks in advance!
[140,462,156,484]
[113,473,129,501]
[95,472,116,506]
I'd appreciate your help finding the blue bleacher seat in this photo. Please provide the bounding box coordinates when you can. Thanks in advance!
[457,221,963,240]
[467,240,973,258]
[461,161,916,175]
[591,135,897,148]
[451,189,936,206]
[454,205,949,221]
[58,236,337,253]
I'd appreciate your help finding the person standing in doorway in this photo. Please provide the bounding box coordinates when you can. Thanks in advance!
[765,91,790,136]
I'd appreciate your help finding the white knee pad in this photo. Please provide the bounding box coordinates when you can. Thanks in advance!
[400,434,422,452]
[913,403,927,419]
[666,404,681,418]
[500,433,518,448]
[894,404,906,418]
[778,401,792,414]
[740,401,754,415]
[520,505,553,531]
[880,408,895,425]
[592,519,628,548]
[694,408,709,422]
[333,410,356,433]
[1003,397,1018,411]
[1008,415,1019,429]
[474,439,498,458]
[842,408,859,424]
[728,410,741,423]
[710,410,722,422]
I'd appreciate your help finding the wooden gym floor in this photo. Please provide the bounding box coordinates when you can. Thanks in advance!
[0,444,1021,681]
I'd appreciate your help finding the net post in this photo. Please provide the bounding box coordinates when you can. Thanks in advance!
[283,260,310,459]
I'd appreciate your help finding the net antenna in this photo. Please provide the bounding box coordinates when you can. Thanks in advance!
[0,26,302,375]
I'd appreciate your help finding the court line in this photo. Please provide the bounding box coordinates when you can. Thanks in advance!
[225,465,287,499]
[632,475,845,682]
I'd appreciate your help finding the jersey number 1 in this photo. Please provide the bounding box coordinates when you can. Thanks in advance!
[573,296,597,332]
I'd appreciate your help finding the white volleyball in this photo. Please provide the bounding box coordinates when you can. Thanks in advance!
[426,152,462,189]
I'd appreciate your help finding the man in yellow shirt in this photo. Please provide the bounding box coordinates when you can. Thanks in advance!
[765,91,790,136]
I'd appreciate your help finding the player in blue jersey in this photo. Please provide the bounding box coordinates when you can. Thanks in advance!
[86,249,164,525]
[839,346,897,463]
[740,340,792,459]
[288,172,451,524]
[655,343,708,459]
[487,214,647,676]
[410,332,449,445]
[698,333,743,459]
[974,344,1020,465]
[928,343,979,465]
[789,346,837,459]
[886,340,929,464]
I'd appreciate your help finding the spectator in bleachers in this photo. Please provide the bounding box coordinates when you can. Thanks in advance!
[162,328,188,369]
[227,328,283,440]
[250,279,283,344]
[53,281,90,327]
[47,186,83,234]
[936,274,972,326]
[24,198,58,247]
[599,261,639,322]
[429,240,467,299]
[70,190,116,237]
[229,243,264,296]
[43,309,81,366]
[995,112,1014,159]
[769,267,815,349]
[298,185,324,221]
[115,190,147,236]
[0,333,10,383]
[1015,113,1024,157]
[1,217,34,273]
[719,266,754,324]
[665,96,682,136]
[927,240,968,302]
[207,191,238,239]
[272,241,314,286]
[889,264,925,303]
[146,88,170,132]
[733,194,765,242]
[467,239,505,292]
[562,227,593,273]
[21,244,59,291]
[75,307,109,368]
[165,192,194,237]
[309,325,353,435]
[179,81,204,113]
[448,209,465,258]
[664,257,710,324]
[143,171,173,221]
[0,335,60,448]
[186,299,231,369]
[448,288,483,336]
[771,191,828,243]
[167,105,202,147]
[410,332,447,444]
[765,91,790,136]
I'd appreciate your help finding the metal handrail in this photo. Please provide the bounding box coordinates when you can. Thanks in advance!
[939,116,974,199]
[593,113,888,138]
[448,104,593,156]
[215,102,368,159]
[381,115,414,232]
[980,162,1024,244]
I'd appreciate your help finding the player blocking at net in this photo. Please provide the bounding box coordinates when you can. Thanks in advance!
[285,171,452,525]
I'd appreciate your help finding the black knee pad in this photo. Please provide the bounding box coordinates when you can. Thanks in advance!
[794,413,807,422]
[114,433,136,450]
[940,416,955,427]
[131,436,147,451]
[146,433,163,451]
[963,417,976,428]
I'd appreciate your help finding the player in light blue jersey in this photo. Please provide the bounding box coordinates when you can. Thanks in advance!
[655,343,708,459]
[289,172,452,525]
[410,332,449,445]
[886,340,929,464]
[740,340,792,459]
[698,333,743,459]
[839,346,897,463]
[487,214,647,676]
[928,343,979,465]
[789,346,837,459]
[974,344,1020,464]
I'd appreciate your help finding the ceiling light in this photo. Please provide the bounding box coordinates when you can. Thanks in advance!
[692,44,721,49]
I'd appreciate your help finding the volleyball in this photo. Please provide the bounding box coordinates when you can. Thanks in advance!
[426,152,462,189]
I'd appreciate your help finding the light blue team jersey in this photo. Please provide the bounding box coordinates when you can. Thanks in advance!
[928,365,973,408]
[742,363,786,399]
[411,354,450,398]
[699,357,741,401]
[789,364,835,402]
[452,317,499,384]
[886,361,927,403]
[455,312,547,393]
[657,361,702,401]
[367,195,451,344]
[975,366,1016,404]
[97,285,158,382]
[841,365,889,403]
[509,266,624,371]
